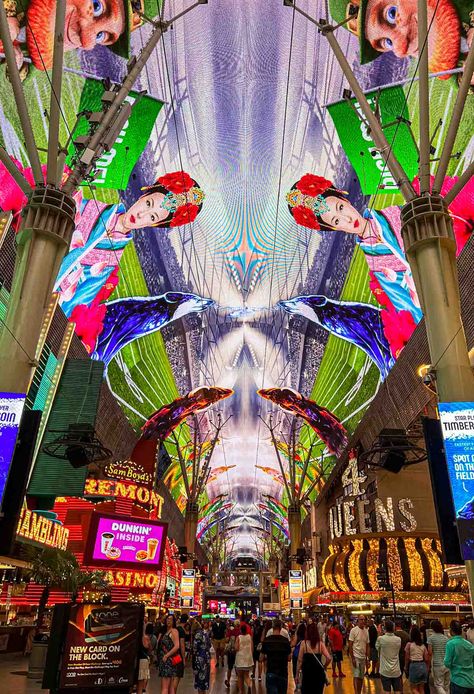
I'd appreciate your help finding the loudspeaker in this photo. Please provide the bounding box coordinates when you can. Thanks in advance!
[422,417,463,565]
[65,423,95,468]
[379,429,408,473]
[0,409,42,555]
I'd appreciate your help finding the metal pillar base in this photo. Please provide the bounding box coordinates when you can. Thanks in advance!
[288,507,303,619]
[0,186,76,393]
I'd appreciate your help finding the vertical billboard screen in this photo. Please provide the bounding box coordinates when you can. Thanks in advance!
[180,568,195,608]
[0,393,25,510]
[59,603,143,689]
[289,569,303,609]
[438,402,474,560]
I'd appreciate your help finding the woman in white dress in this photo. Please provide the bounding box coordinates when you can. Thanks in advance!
[235,624,253,693]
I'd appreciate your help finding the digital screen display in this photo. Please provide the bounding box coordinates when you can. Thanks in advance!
[180,568,195,608]
[85,512,167,571]
[0,393,25,511]
[59,603,143,689]
[439,402,474,560]
[0,0,471,558]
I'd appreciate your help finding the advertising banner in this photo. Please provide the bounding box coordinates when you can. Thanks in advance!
[289,569,303,610]
[438,402,474,560]
[85,512,167,570]
[66,79,163,191]
[180,568,196,608]
[59,603,142,689]
[0,393,25,510]
[327,86,418,194]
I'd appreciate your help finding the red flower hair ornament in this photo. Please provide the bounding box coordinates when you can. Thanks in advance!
[170,203,200,227]
[286,173,337,231]
[158,171,195,194]
[296,174,333,197]
[140,171,205,229]
[291,205,321,230]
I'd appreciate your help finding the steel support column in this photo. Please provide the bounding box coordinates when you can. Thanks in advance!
[288,505,302,620]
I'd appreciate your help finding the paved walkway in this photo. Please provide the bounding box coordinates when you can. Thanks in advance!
[0,654,410,692]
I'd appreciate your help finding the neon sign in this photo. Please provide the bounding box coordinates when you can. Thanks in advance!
[84,478,164,517]
[103,460,152,486]
[16,508,69,550]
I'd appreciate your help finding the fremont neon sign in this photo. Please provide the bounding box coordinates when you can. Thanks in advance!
[84,478,164,516]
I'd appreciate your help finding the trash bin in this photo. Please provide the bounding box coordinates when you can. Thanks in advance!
[28,639,49,679]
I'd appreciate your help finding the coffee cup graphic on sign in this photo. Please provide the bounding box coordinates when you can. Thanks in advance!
[147,538,159,560]
[101,532,114,554]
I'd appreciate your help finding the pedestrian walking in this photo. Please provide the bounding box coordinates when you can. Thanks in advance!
[369,618,380,677]
[157,614,181,694]
[376,619,402,694]
[328,622,345,678]
[136,624,152,694]
[224,618,239,689]
[296,622,331,694]
[193,619,212,694]
[235,622,254,693]
[427,619,450,694]
[292,623,307,680]
[252,617,264,681]
[465,621,474,645]
[405,625,429,694]
[349,616,370,694]
[444,620,474,694]
[211,615,227,668]
[262,618,292,694]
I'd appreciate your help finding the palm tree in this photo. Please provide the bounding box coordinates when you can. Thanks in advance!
[23,547,108,629]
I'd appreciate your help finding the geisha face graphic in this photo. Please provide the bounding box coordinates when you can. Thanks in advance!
[121,191,168,230]
[319,195,366,233]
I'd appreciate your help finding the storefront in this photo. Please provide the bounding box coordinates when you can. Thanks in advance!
[311,449,471,621]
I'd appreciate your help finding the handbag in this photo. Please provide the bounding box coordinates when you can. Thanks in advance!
[302,642,330,687]
[171,653,183,666]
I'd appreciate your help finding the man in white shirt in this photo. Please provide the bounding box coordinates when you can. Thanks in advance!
[376,620,402,694]
[349,616,370,694]
[266,625,290,640]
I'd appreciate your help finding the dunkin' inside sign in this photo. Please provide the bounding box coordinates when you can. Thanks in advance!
[85,512,167,571]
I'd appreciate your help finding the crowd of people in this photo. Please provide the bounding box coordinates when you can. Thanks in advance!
[133,613,474,694]
[345,616,474,694]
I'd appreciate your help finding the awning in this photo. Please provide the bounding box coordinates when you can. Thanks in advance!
[303,587,325,606]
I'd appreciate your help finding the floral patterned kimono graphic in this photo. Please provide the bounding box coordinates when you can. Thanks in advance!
[55,199,130,317]
[193,629,211,691]
[287,172,474,358]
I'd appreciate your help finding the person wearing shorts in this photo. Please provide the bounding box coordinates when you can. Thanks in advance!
[328,623,345,678]
[349,616,369,694]
[211,616,227,667]
[376,620,402,694]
